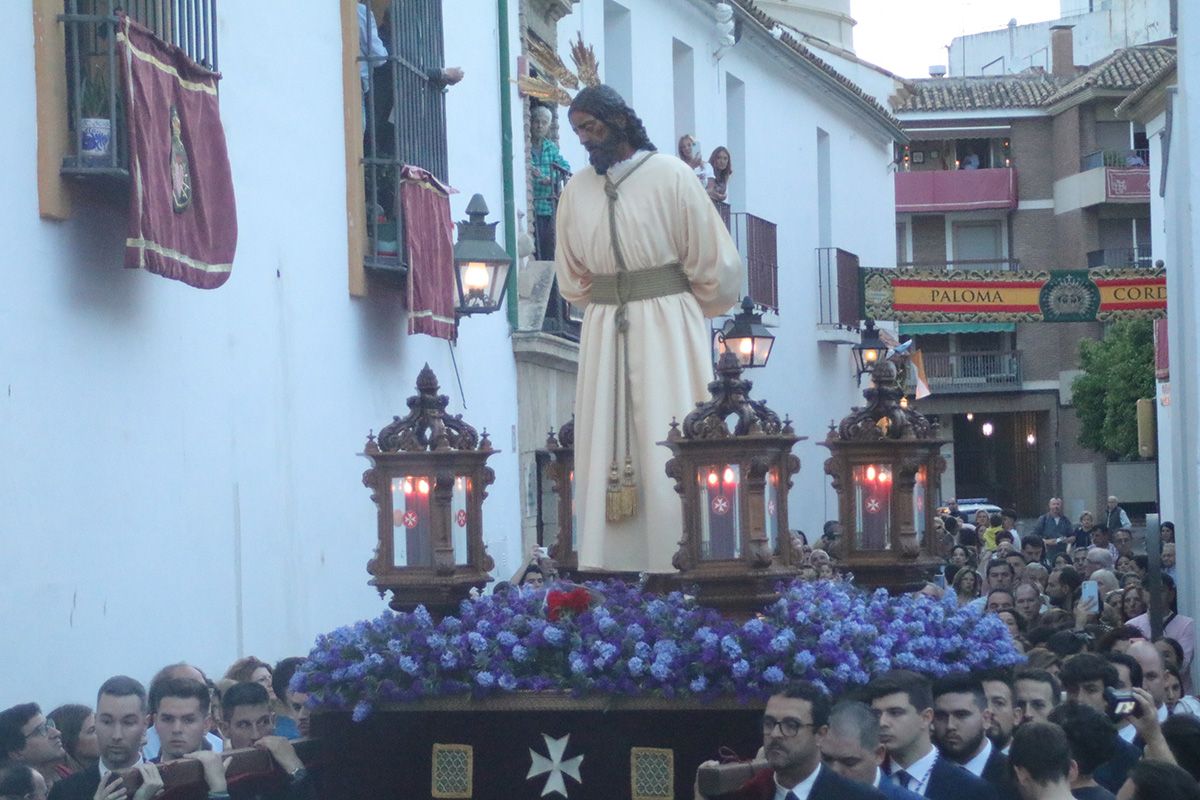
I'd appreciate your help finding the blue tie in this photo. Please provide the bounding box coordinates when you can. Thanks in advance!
[784,792,800,800]
[893,769,913,791]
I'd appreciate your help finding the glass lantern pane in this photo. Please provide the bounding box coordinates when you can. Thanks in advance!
[852,464,892,551]
[766,468,780,553]
[451,476,470,565]
[392,475,433,567]
[913,466,927,545]
[697,464,741,560]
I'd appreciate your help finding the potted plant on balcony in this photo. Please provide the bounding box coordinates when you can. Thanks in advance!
[79,65,112,161]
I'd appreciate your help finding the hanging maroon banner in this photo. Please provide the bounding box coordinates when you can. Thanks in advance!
[118,15,236,289]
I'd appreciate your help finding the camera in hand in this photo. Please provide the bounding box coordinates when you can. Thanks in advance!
[1104,686,1138,720]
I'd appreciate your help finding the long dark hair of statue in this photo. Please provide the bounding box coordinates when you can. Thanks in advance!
[568,85,656,152]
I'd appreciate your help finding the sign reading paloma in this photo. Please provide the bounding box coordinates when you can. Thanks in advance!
[862,267,1166,323]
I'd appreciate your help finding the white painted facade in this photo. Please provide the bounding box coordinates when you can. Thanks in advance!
[3,0,900,709]
[947,0,1171,77]
[559,0,901,545]
[2,2,525,708]
[1123,2,1197,686]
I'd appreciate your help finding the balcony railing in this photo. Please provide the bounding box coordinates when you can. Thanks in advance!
[714,201,732,231]
[816,247,861,327]
[1080,149,1149,171]
[1087,245,1153,269]
[922,351,1023,392]
[897,258,1022,272]
[731,212,778,311]
[61,0,219,178]
[894,167,1017,214]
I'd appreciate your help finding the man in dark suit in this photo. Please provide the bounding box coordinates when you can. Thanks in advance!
[820,701,923,800]
[696,681,885,799]
[931,675,1017,800]
[47,677,161,800]
[864,670,998,799]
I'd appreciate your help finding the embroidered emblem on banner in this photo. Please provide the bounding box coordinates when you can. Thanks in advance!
[168,105,193,213]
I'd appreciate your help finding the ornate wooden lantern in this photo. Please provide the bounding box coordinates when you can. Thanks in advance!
[662,352,803,614]
[544,417,577,573]
[821,359,946,593]
[363,364,496,615]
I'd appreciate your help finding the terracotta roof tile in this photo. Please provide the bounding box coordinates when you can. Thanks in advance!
[1044,45,1176,106]
[891,73,1061,113]
[730,0,902,130]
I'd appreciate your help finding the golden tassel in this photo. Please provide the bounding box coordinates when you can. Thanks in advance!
[605,460,623,522]
[619,457,638,519]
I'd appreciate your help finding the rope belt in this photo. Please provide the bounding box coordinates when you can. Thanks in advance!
[597,152,685,523]
[589,263,691,305]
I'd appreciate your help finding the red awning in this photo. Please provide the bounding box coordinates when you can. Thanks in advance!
[895,167,1017,214]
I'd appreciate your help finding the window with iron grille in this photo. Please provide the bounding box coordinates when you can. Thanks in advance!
[60,0,218,177]
[360,0,451,277]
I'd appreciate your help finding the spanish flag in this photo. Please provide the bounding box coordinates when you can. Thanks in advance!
[911,350,932,399]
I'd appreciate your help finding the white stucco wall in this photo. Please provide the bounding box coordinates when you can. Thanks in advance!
[558,0,899,543]
[948,0,1171,77]
[2,2,523,708]
[1161,2,1199,688]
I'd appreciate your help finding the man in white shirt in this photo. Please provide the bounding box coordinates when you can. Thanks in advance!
[980,673,1017,755]
[47,677,162,800]
[820,702,924,799]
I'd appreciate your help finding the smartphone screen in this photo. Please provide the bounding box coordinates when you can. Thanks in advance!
[1082,580,1100,608]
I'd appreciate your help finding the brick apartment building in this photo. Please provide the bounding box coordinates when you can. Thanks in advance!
[888,27,1173,519]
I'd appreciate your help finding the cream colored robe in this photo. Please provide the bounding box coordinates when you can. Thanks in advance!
[554,152,742,572]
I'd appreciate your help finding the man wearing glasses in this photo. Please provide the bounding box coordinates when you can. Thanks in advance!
[0,704,65,787]
[695,682,885,799]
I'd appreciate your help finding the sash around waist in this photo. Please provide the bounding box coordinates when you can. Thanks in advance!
[590,263,691,304]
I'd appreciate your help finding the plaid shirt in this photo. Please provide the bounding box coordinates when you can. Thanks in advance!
[530,138,571,216]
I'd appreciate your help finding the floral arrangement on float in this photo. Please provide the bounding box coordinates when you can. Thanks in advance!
[291,579,1023,721]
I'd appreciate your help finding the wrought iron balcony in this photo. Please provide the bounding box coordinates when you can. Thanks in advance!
[731,212,778,312]
[816,247,861,329]
[60,0,218,179]
[921,351,1023,393]
[1086,245,1153,269]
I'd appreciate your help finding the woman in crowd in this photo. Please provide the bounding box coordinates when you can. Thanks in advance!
[706,146,732,203]
[676,134,713,184]
[1166,666,1200,716]
[1121,585,1149,623]
[224,656,273,693]
[45,704,97,779]
[950,566,981,607]
[1072,510,1097,551]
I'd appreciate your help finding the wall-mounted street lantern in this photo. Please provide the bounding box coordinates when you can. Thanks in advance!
[453,194,512,316]
[363,364,497,615]
[662,351,802,614]
[851,319,888,376]
[715,296,775,368]
[545,417,576,573]
[822,358,947,593]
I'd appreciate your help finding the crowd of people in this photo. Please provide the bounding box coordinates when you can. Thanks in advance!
[694,665,1200,799]
[0,658,312,800]
[691,494,1198,798]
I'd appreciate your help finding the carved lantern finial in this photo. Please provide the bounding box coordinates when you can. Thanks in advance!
[821,358,947,593]
[660,352,803,615]
[363,364,497,616]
